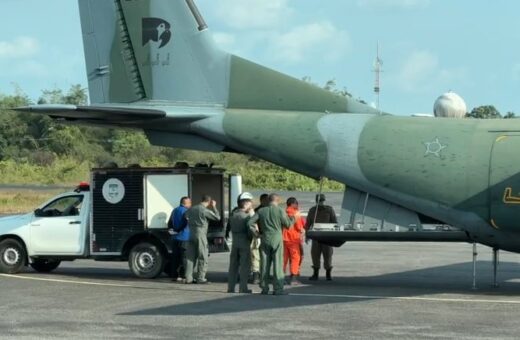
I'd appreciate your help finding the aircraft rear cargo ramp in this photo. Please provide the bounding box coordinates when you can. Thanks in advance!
[307,188,471,247]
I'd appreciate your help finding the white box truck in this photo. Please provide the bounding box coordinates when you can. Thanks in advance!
[0,166,239,278]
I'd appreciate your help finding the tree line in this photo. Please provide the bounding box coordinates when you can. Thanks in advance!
[466,105,515,119]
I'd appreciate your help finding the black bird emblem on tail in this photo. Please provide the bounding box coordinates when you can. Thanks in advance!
[142,18,172,48]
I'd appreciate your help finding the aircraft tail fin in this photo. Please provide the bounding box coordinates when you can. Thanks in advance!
[78,0,377,113]
[78,0,229,105]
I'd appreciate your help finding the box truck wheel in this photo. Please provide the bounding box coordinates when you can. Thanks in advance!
[129,242,164,279]
[30,259,61,273]
[0,238,26,274]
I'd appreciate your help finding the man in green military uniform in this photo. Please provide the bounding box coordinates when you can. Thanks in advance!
[227,192,257,294]
[250,193,269,284]
[184,195,220,284]
[248,194,295,295]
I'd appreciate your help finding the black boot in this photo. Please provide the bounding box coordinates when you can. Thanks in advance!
[309,267,319,281]
[326,268,332,281]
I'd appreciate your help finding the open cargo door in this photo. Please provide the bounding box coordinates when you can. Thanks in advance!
[190,171,227,252]
[145,174,189,229]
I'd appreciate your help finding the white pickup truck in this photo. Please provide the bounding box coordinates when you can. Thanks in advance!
[0,166,239,278]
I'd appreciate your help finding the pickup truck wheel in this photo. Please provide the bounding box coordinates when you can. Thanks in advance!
[30,259,61,273]
[0,239,26,274]
[129,242,164,279]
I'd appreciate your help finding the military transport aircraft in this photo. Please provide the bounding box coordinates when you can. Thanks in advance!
[17,0,520,255]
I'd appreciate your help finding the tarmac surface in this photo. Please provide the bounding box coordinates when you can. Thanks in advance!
[2,242,520,339]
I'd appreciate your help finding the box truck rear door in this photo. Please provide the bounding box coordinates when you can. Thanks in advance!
[145,174,189,229]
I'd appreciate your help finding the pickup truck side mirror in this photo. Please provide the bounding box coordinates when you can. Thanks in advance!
[34,208,44,217]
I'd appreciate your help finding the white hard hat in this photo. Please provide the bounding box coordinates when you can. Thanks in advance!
[238,192,254,201]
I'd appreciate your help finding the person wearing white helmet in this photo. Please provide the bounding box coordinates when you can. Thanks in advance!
[227,192,257,293]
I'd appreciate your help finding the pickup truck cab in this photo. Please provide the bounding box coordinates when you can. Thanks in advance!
[0,191,89,273]
[0,166,240,278]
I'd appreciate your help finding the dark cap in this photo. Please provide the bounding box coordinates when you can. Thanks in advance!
[316,194,326,203]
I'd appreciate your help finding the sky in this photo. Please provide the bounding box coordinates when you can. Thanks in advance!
[0,0,519,115]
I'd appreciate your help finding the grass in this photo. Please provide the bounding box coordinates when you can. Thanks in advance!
[0,159,91,186]
[0,190,60,215]
[0,157,345,192]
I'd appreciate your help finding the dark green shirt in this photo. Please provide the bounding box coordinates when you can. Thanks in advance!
[305,204,337,229]
[229,210,254,247]
[248,204,294,243]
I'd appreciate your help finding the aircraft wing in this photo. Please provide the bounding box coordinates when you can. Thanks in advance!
[16,104,167,123]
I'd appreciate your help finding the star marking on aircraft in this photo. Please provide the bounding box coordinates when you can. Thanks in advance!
[424,138,447,158]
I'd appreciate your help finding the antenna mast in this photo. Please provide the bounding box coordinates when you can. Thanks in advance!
[373,43,383,111]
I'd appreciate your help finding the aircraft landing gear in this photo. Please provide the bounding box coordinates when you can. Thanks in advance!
[492,247,499,288]
[472,242,478,290]
[472,245,501,289]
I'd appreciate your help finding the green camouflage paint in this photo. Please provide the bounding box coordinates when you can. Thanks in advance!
[223,109,327,173]
[228,56,347,112]
[120,0,153,99]
[358,117,494,208]
[108,31,145,103]
[488,135,520,231]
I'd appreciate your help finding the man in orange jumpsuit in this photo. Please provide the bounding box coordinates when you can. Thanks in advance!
[283,197,305,285]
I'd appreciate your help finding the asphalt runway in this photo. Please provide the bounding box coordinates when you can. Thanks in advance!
[2,242,520,339]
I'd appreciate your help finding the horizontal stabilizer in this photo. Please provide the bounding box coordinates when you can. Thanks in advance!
[16,104,166,122]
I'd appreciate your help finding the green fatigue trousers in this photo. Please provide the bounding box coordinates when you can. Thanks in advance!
[227,239,252,293]
[259,238,285,293]
[185,233,208,283]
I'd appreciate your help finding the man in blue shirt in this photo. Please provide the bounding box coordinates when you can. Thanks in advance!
[168,196,192,281]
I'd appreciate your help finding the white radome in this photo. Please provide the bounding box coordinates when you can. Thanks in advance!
[433,92,467,118]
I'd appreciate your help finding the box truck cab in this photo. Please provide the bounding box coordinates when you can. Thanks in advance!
[0,166,241,278]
